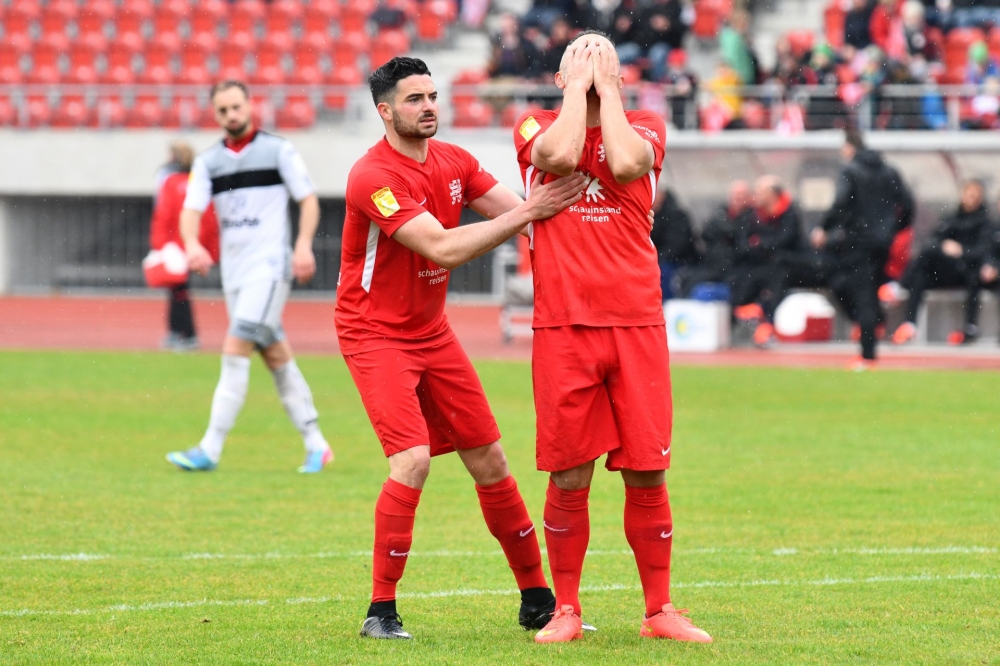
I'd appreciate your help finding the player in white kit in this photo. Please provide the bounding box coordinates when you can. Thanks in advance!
[166,80,333,473]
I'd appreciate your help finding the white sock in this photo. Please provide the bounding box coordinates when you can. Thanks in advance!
[199,354,251,463]
[271,360,327,453]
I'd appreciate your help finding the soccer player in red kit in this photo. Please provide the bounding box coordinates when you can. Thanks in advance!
[338,57,587,640]
[513,32,713,644]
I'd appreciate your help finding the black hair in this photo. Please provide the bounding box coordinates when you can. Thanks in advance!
[210,79,249,101]
[844,128,865,152]
[368,57,432,105]
[568,28,612,47]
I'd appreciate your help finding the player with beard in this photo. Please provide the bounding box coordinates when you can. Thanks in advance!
[166,80,333,474]
[339,57,587,640]
[513,32,713,644]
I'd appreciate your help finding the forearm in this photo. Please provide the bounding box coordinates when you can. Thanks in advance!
[531,86,588,174]
[597,89,650,183]
[179,209,203,247]
[435,205,535,269]
[295,195,320,248]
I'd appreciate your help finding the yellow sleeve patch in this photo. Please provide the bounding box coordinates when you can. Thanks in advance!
[371,187,401,217]
[519,116,541,141]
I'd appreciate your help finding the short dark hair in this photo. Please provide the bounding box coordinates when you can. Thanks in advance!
[844,128,865,151]
[210,80,249,101]
[368,57,431,105]
[568,28,612,47]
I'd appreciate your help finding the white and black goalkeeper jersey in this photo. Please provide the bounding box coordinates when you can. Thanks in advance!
[184,131,315,290]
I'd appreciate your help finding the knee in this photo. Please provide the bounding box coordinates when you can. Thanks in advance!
[621,469,665,487]
[389,447,432,488]
[550,462,594,491]
[464,442,510,487]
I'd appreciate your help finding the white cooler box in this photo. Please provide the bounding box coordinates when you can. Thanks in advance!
[665,300,731,352]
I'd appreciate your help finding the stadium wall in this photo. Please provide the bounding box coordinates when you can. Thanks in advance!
[2,129,1000,294]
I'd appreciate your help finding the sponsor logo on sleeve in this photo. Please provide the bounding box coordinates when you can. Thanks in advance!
[519,116,542,141]
[631,124,661,143]
[371,187,401,217]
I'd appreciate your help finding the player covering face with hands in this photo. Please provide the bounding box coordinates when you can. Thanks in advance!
[337,57,586,640]
[513,32,713,644]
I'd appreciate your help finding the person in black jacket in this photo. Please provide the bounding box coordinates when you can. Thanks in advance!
[977,219,1000,343]
[893,180,991,344]
[650,188,699,300]
[731,176,802,346]
[812,130,915,366]
[676,180,753,296]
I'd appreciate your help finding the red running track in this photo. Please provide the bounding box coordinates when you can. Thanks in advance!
[2,296,999,371]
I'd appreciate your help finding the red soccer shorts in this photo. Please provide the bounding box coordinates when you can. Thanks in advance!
[343,336,501,457]
[532,325,673,472]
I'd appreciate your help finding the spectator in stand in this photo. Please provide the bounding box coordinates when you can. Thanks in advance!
[810,43,841,85]
[650,189,700,300]
[805,44,850,129]
[678,180,754,295]
[844,0,876,49]
[612,0,643,65]
[719,10,759,85]
[539,17,574,78]
[772,51,818,87]
[522,24,551,79]
[522,0,576,30]
[893,180,991,344]
[488,13,533,78]
[966,41,999,85]
[965,75,1000,129]
[870,0,904,56]
[662,49,698,128]
[731,176,802,347]
[977,216,1000,343]
[901,0,940,64]
[565,0,604,31]
[813,130,914,368]
[704,62,745,129]
[148,142,219,352]
[636,0,690,82]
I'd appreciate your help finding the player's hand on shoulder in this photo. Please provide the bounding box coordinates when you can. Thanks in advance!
[293,243,317,284]
[524,170,586,220]
[186,241,214,276]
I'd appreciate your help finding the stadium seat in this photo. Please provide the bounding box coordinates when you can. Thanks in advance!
[341,0,377,36]
[944,28,984,72]
[417,1,453,43]
[190,1,228,37]
[218,48,251,80]
[162,98,202,128]
[621,63,643,85]
[288,63,323,86]
[23,96,52,128]
[333,31,371,69]
[38,24,72,54]
[299,31,333,56]
[500,102,543,128]
[303,0,341,35]
[177,64,211,87]
[0,96,16,126]
[26,44,61,85]
[51,97,90,128]
[124,97,162,128]
[451,69,489,106]
[137,62,173,85]
[88,96,126,127]
[250,62,286,86]
[231,0,267,26]
[276,98,317,129]
[371,30,411,69]
[0,43,25,84]
[186,33,220,61]
[269,0,304,23]
[150,31,183,56]
[988,27,1000,60]
[39,1,76,48]
[452,100,494,128]
[324,65,363,110]
[261,30,296,54]
[692,0,723,39]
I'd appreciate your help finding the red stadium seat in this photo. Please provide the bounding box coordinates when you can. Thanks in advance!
[150,31,183,56]
[0,96,17,126]
[451,68,488,106]
[124,97,162,128]
[219,48,252,76]
[250,63,285,85]
[303,0,340,35]
[138,62,173,85]
[190,1,228,37]
[692,0,722,39]
[293,41,325,70]
[288,63,323,85]
[945,27,985,71]
[27,45,61,84]
[23,96,52,128]
[51,97,91,128]
[231,0,266,26]
[177,64,211,86]
[0,43,26,83]
[227,29,259,53]
[66,61,98,85]
[417,5,450,43]
[299,31,333,57]
[452,100,494,128]
[824,1,846,49]
[186,32,220,61]
[988,27,1000,60]
[276,98,317,129]
[500,102,543,128]
[40,1,76,45]
[89,96,127,127]
[161,98,201,128]
[118,0,154,23]
[256,43,287,70]
[333,31,371,69]
[261,29,295,54]
[38,26,72,53]
[269,0,304,24]
[341,0,376,36]
[324,65,363,110]
[371,29,411,69]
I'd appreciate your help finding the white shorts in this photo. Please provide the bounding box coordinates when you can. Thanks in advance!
[224,278,291,348]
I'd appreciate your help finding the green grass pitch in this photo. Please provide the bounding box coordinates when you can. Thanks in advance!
[2,350,998,665]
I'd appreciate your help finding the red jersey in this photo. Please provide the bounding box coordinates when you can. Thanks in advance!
[336,137,499,354]
[149,171,219,262]
[514,109,667,328]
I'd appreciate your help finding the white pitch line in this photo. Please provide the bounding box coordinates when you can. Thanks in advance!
[3,572,997,618]
[3,545,995,563]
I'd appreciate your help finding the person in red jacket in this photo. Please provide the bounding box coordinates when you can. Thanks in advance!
[149,142,219,351]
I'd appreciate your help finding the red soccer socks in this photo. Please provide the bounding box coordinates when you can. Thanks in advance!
[476,475,548,591]
[372,477,422,603]
[624,483,673,617]
[542,480,591,615]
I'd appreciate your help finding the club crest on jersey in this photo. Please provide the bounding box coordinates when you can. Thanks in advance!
[449,179,462,205]
[519,116,541,140]
[371,187,400,217]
